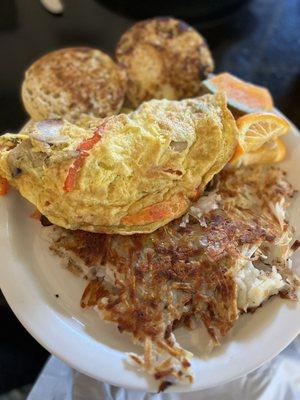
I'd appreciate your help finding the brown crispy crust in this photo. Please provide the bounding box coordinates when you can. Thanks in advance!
[53,166,297,342]
[116,18,214,106]
[49,165,299,387]
[22,47,127,122]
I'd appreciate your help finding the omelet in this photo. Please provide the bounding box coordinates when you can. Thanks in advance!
[0,93,237,234]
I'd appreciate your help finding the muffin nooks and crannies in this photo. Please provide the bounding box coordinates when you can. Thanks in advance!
[116,17,214,107]
[21,47,127,123]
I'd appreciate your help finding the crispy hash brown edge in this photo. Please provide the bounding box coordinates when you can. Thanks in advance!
[47,165,299,390]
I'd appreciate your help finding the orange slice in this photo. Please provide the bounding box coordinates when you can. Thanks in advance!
[230,137,286,167]
[237,112,289,152]
[241,137,286,166]
[201,73,274,115]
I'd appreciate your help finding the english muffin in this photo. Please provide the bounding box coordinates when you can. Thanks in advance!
[22,47,127,123]
[115,17,214,107]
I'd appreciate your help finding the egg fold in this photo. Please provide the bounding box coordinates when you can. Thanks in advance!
[0,93,237,234]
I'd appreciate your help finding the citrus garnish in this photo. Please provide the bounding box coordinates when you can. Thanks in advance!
[238,137,286,166]
[237,112,289,153]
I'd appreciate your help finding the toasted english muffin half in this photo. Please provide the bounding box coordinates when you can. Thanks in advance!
[115,17,214,107]
[21,47,127,123]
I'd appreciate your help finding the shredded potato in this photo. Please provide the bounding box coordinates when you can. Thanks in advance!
[47,165,299,390]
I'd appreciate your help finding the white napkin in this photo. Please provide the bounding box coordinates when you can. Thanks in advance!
[27,335,300,400]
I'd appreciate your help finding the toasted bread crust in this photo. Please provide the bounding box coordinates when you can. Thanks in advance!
[22,47,127,122]
[116,17,214,107]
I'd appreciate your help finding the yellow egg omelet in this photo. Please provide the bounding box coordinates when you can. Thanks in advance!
[0,93,237,234]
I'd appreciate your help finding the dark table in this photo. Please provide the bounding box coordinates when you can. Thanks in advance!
[0,0,300,394]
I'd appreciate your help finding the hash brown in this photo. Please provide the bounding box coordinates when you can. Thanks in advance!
[48,165,299,388]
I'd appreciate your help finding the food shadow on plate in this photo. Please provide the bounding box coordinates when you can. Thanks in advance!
[213,298,296,353]
[82,310,142,354]
[174,296,289,360]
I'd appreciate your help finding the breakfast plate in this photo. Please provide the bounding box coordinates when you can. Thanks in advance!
[0,114,299,393]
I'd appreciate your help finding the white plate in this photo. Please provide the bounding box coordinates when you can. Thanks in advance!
[0,116,300,393]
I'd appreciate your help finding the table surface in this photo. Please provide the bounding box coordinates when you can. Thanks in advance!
[0,0,300,394]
